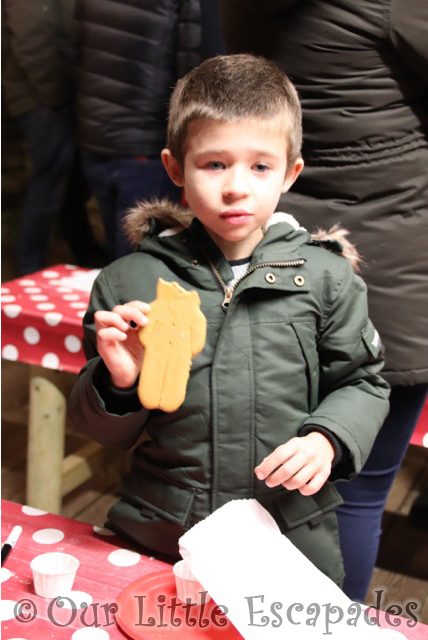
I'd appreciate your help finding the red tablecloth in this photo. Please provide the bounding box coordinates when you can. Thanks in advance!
[1,499,427,639]
[1,499,170,639]
[1,265,94,374]
[411,400,428,448]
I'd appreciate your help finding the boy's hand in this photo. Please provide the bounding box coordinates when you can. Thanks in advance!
[254,432,335,496]
[95,301,150,389]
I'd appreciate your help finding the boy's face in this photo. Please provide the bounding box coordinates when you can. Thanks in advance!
[162,118,303,260]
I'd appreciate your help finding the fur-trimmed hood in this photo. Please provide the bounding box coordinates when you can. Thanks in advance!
[124,199,362,272]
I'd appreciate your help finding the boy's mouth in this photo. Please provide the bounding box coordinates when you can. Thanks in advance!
[220,210,252,224]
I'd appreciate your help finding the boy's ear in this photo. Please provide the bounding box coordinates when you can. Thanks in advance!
[161,149,184,187]
[281,157,304,194]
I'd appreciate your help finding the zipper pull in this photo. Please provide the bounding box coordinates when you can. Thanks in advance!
[222,287,234,311]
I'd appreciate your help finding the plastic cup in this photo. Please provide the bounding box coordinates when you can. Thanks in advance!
[173,559,211,605]
[31,552,80,598]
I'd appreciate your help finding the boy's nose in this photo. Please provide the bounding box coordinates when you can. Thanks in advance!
[222,168,249,199]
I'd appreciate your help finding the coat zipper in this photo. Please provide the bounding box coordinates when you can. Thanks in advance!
[205,257,306,311]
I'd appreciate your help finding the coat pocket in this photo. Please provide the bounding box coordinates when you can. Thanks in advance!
[273,483,345,585]
[107,465,198,558]
[273,482,343,530]
[291,321,320,412]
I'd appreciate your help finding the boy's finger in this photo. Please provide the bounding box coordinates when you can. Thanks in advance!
[97,327,128,343]
[298,472,327,496]
[264,452,307,488]
[255,438,299,480]
[281,462,319,491]
[112,304,149,327]
[95,310,129,332]
[127,301,151,327]
[127,300,151,313]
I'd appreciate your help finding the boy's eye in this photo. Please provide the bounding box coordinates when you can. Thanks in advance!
[206,161,225,170]
[253,163,270,172]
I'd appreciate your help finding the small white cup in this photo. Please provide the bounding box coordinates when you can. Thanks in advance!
[173,559,211,605]
[31,552,80,599]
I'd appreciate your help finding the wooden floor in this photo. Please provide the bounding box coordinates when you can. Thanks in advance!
[1,107,428,626]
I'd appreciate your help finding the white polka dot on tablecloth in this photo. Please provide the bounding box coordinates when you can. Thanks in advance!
[18,279,36,286]
[65,264,77,269]
[1,568,12,582]
[48,280,62,286]
[32,528,64,544]
[22,505,48,516]
[3,304,22,318]
[72,628,110,639]
[23,327,40,345]
[30,294,48,302]
[1,287,10,294]
[56,287,73,293]
[77,311,86,318]
[1,295,16,303]
[24,287,42,294]
[423,433,428,448]
[107,548,140,567]
[41,353,60,369]
[41,270,60,278]
[70,302,88,309]
[2,345,19,361]
[44,311,63,326]
[62,294,80,301]
[0,599,20,621]
[36,303,56,311]
[93,525,115,536]
[65,335,81,353]
[72,270,89,278]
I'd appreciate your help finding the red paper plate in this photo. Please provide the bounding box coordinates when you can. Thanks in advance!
[115,569,243,639]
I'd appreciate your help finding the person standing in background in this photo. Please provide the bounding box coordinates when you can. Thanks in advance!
[74,0,224,261]
[221,0,428,602]
[200,0,225,59]
[2,0,102,276]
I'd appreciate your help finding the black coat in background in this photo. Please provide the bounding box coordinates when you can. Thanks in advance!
[221,0,428,386]
[74,0,202,157]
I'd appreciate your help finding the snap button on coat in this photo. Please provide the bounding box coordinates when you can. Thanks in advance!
[265,273,276,283]
[294,275,305,287]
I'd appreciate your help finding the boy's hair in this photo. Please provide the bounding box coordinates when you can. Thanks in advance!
[167,54,302,170]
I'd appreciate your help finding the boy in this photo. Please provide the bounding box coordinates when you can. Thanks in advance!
[70,55,390,586]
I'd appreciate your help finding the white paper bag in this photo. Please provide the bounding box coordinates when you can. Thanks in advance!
[179,499,407,639]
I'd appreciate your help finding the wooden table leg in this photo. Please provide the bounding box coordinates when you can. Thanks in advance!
[26,365,66,513]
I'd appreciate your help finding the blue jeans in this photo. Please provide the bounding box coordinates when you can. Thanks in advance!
[336,383,428,601]
[82,152,182,260]
[16,106,96,275]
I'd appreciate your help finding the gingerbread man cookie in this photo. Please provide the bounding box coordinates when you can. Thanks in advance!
[138,279,207,412]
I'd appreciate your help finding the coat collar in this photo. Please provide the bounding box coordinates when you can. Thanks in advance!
[124,198,361,272]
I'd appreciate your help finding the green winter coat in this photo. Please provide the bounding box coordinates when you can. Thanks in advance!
[69,202,390,585]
